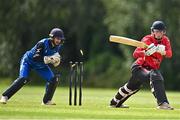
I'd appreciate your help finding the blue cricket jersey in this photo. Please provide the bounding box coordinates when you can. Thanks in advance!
[24,38,62,69]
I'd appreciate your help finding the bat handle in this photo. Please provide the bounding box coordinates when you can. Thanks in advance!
[143,43,148,48]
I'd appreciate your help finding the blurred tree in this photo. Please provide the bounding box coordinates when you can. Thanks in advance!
[0,0,179,89]
[103,0,180,89]
[0,0,110,85]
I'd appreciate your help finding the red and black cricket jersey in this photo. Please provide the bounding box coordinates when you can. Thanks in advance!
[133,35,172,70]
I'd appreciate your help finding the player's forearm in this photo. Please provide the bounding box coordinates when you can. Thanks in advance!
[165,50,172,58]
[133,49,145,58]
[33,54,44,61]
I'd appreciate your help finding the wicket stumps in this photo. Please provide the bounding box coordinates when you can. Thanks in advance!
[69,61,83,106]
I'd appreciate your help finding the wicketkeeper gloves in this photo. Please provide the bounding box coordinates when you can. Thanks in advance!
[44,52,61,67]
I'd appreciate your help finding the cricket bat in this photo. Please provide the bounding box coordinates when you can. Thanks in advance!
[109,35,148,48]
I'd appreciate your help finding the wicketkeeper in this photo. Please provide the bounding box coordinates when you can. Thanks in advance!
[110,21,174,110]
[0,28,64,105]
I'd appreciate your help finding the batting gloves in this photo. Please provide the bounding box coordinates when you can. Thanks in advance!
[145,43,157,56]
[156,45,166,55]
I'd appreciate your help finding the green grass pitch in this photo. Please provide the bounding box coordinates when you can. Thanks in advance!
[0,85,180,120]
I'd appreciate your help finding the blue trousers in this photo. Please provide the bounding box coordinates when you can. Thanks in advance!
[19,55,54,82]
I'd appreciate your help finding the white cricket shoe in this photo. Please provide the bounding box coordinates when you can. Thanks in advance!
[0,96,8,104]
[157,102,174,110]
[41,101,56,105]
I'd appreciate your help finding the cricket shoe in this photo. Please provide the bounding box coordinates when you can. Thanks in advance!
[41,100,56,105]
[0,96,8,104]
[110,98,129,108]
[157,102,174,110]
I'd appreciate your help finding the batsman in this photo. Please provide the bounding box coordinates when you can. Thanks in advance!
[0,28,64,105]
[110,21,174,110]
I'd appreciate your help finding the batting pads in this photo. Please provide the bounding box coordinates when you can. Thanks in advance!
[113,84,138,107]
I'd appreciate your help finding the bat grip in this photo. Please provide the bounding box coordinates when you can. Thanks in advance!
[143,43,148,49]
